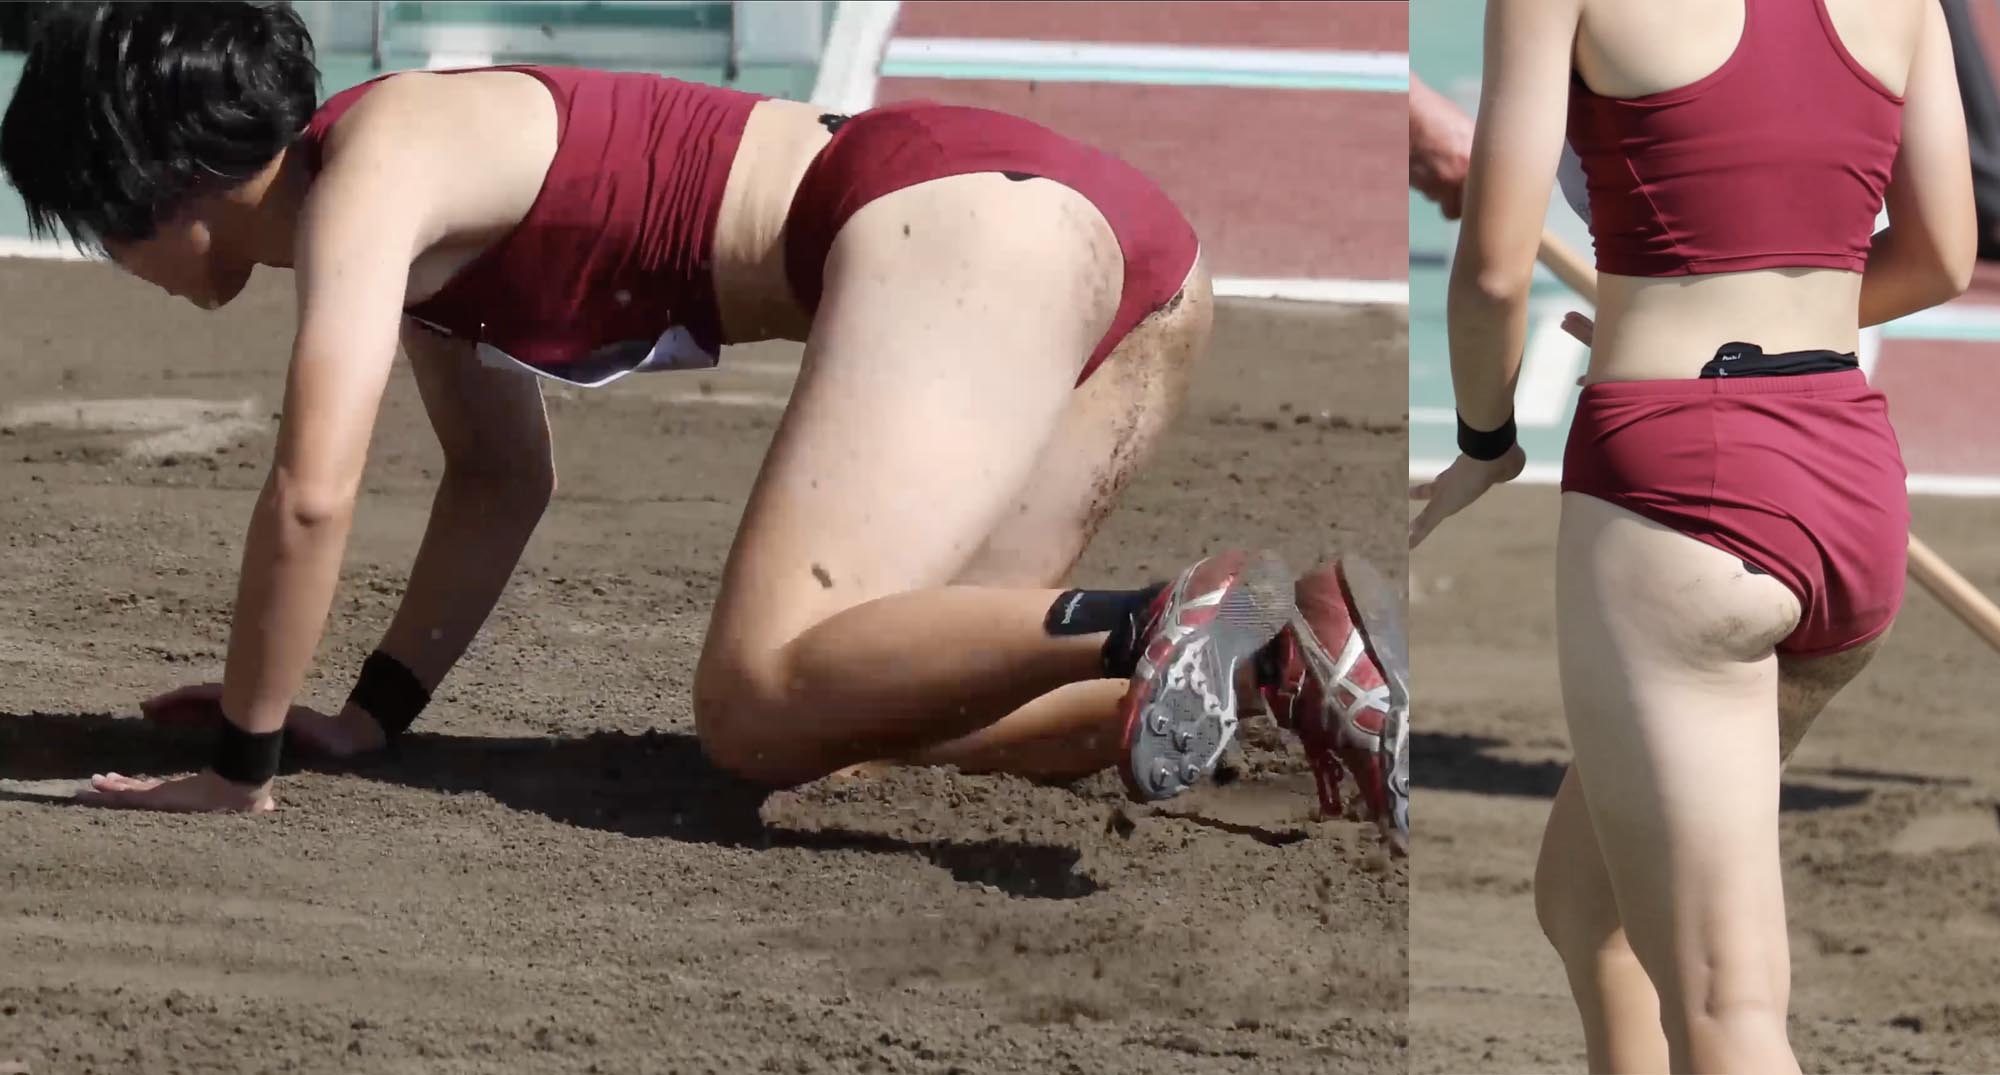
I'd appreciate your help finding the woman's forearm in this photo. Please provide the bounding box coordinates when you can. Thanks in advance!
[219,474,357,733]
[371,468,552,690]
[1860,225,1974,328]
[1446,259,1530,431]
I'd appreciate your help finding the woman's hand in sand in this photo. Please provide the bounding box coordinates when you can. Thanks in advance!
[83,769,274,813]
[1408,444,1528,549]
[141,682,388,759]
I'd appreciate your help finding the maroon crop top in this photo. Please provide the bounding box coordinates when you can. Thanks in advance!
[1567,0,1903,277]
[294,65,763,385]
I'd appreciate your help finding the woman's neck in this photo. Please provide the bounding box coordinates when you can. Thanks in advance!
[216,146,313,270]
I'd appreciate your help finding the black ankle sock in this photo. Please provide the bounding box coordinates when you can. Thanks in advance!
[1253,638,1283,684]
[1043,583,1167,679]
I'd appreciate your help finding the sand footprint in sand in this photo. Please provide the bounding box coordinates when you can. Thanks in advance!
[0,397,264,462]
[1888,806,2000,857]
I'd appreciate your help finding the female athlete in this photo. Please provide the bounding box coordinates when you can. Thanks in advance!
[1410,0,1972,1070]
[1,3,1408,847]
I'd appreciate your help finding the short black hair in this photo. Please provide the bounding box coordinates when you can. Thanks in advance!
[0,2,319,252]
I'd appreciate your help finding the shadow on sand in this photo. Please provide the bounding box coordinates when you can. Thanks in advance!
[0,711,1102,900]
[1412,730,1904,813]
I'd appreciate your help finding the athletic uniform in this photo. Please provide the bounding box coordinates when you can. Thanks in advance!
[294,66,1199,387]
[297,67,1405,841]
[1559,0,1909,657]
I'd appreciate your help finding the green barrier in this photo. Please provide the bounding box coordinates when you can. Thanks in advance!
[0,34,822,252]
[387,2,732,32]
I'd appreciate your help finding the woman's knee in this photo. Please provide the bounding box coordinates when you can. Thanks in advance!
[1533,837,1624,959]
[691,651,798,785]
[1666,946,1792,1057]
[1682,989,1790,1040]
[1534,773,1627,961]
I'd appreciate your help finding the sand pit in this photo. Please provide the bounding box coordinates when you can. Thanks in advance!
[0,260,1406,1074]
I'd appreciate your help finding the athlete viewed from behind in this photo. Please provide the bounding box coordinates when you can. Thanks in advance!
[0,3,1408,849]
[1410,0,1972,1071]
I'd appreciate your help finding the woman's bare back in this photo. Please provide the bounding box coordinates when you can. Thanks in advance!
[1575,0,1931,382]
[1577,0,1920,100]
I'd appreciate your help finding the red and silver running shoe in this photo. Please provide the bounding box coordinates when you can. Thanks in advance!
[1118,550,1296,803]
[1258,558,1410,852]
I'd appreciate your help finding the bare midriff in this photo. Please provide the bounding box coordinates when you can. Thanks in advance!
[1584,267,1865,383]
[710,98,837,345]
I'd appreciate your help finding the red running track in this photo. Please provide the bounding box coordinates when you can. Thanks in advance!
[1871,1,2000,480]
[878,2,1407,284]
[1875,341,2000,478]
[894,1,1406,52]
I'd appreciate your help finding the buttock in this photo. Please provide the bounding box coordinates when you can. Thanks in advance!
[1560,368,1910,656]
[781,101,1200,384]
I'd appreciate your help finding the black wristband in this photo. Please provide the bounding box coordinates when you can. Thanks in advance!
[346,651,431,739]
[212,720,283,787]
[1456,412,1518,461]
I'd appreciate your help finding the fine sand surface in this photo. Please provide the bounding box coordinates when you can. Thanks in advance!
[0,259,1406,1075]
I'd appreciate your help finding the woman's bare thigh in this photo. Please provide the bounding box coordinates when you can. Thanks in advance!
[1555,492,1804,1067]
[953,255,1212,588]
[697,172,1124,675]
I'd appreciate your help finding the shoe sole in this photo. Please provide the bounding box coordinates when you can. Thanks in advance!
[1339,557,1410,849]
[1121,551,1296,803]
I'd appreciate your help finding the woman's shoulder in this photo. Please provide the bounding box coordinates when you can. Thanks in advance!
[311,69,542,160]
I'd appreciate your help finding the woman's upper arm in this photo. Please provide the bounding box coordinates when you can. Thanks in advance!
[1458,0,1583,295]
[1883,0,1976,281]
[278,126,439,501]
[400,321,554,483]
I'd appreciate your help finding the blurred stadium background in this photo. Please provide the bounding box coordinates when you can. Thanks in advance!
[0,0,1407,312]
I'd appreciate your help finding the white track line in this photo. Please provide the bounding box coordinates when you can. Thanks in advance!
[1901,474,2000,497]
[667,389,789,408]
[1213,276,1406,306]
[1408,459,1568,487]
[811,0,900,112]
[1409,458,2000,499]
[725,357,802,377]
[882,37,1406,85]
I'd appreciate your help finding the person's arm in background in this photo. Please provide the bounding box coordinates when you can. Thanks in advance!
[1860,0,1976,328]
[1410,74,1475,219]
[1410,0,1580,549]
